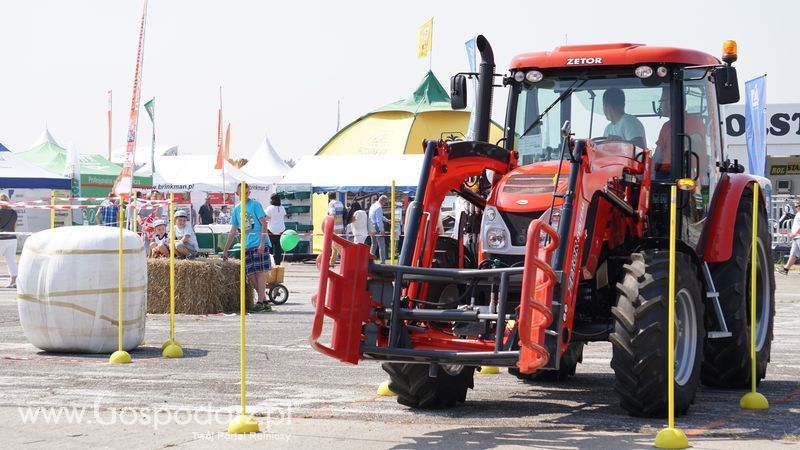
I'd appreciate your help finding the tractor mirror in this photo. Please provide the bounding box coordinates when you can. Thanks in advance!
[450,74,468,110]
[714,66,740,105]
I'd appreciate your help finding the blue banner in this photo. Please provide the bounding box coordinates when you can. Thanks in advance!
[465,37,478,140]
[744,76,767,177]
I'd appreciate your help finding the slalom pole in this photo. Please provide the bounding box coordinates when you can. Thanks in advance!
[109,205,131,364]
[163,193,183,357]
[654,185,687,448]
[390,180,396,265]
[740,182,769,410]
[228,181,259,433]
[50,191,55,229]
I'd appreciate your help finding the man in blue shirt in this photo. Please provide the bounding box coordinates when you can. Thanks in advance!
[368,195,389,264]
[95,193,120,227]
[223,183,272,311]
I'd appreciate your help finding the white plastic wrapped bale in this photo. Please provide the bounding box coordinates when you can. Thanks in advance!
[17,226,147,353]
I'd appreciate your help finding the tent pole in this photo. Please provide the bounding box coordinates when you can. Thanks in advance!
[220,86,226,206]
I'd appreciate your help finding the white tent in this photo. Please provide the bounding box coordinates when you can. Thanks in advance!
[279,154,424,193]
[135,154,280,208]
[0,150,70,190]
[30,128,60,149]
[0,149,71,234]
[241,135,290,180]
[136,155,279,192]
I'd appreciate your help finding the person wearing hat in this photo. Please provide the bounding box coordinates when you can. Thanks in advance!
[149,219,170,258]
[171,209,198,258]
[223,183,272,311]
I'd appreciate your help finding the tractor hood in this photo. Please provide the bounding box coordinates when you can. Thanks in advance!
[492,160,570,213]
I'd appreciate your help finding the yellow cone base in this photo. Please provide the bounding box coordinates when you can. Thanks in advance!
[227,414,260,434]
[654,427,688,449]
[478,366,500,375]
[109,350,132,364]
[161,339,182,351]
[740,391,769,410]
[162,343,184,358]
[376,380,396,396]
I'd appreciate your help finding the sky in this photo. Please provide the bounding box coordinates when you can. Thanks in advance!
[0,0,797,162]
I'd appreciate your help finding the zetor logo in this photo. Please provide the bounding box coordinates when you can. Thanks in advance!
[566,57,603,65]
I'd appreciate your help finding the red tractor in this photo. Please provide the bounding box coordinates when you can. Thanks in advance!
[310,36,775,418]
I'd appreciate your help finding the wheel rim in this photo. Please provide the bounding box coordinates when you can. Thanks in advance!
[441,364,464,376]
[747,237,771,352]
[674,288,698,386]
[270,285,288,304]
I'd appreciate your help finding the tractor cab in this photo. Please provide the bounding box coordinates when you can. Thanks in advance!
[476,43,740,264]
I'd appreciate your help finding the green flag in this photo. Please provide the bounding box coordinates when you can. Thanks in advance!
[144,98,155,122]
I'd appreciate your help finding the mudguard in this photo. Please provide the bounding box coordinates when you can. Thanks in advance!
[702,173,766,263]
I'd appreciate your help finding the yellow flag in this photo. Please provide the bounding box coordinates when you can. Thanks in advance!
[417,18,433,58]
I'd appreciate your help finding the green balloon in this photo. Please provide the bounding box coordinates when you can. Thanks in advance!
[280,229,300,251]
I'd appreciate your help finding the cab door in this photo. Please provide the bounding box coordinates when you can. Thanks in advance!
[681,69,720,246]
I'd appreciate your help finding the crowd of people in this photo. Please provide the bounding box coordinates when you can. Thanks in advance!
[93,186,289,310]
[327,193,391,266]
[90,187,290,311]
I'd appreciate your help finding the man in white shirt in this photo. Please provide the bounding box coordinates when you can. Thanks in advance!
[779,200,800,275]
[369,195,390,264]
[327,192,345,266]
[602,88,647,149]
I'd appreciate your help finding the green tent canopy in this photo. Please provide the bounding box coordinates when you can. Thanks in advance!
[17,130,151,197]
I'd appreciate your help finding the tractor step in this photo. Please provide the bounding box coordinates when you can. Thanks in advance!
[708,331,733,339]
[701,262,731,336]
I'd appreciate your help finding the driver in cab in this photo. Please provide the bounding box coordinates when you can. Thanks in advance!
[602,88,647,148]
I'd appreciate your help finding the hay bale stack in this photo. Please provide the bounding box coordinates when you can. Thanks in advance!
[147,259,253,314]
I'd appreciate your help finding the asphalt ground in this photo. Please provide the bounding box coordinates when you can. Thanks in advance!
[0,261,798,449]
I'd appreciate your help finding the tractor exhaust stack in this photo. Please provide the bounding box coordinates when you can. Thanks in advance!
[474,35,495,143]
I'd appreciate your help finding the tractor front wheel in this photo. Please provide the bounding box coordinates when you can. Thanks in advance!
[610,251,705,418]
[382,363,474,409]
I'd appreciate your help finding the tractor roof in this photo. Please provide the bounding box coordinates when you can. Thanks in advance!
[510,43,719,70]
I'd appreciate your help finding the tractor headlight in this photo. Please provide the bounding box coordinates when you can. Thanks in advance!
[635,65,654,79]
[513,71,525,83]
[486,228,508,249]
[525,70,543,83]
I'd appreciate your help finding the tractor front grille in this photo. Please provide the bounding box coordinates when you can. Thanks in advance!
[501,210,544,247]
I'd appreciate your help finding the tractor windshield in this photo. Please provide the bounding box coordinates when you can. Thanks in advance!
[513,74,669,166]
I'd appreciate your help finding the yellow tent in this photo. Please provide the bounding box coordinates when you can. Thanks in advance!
[316,71,503,156]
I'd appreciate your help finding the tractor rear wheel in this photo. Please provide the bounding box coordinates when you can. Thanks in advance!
[610,251,705,418]
[702,190,775,388]
[382,363,475,408]
[509,342,584,381]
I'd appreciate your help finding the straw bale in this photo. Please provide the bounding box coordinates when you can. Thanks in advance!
[147,258,253,314]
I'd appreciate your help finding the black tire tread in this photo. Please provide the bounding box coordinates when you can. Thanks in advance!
[610,251,705,418]
[382,363,474,409]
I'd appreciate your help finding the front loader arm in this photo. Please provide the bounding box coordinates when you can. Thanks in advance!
[403,140,517,300]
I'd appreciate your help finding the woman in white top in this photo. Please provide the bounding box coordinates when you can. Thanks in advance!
[265,193,288,265]
[348,201,369,245]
